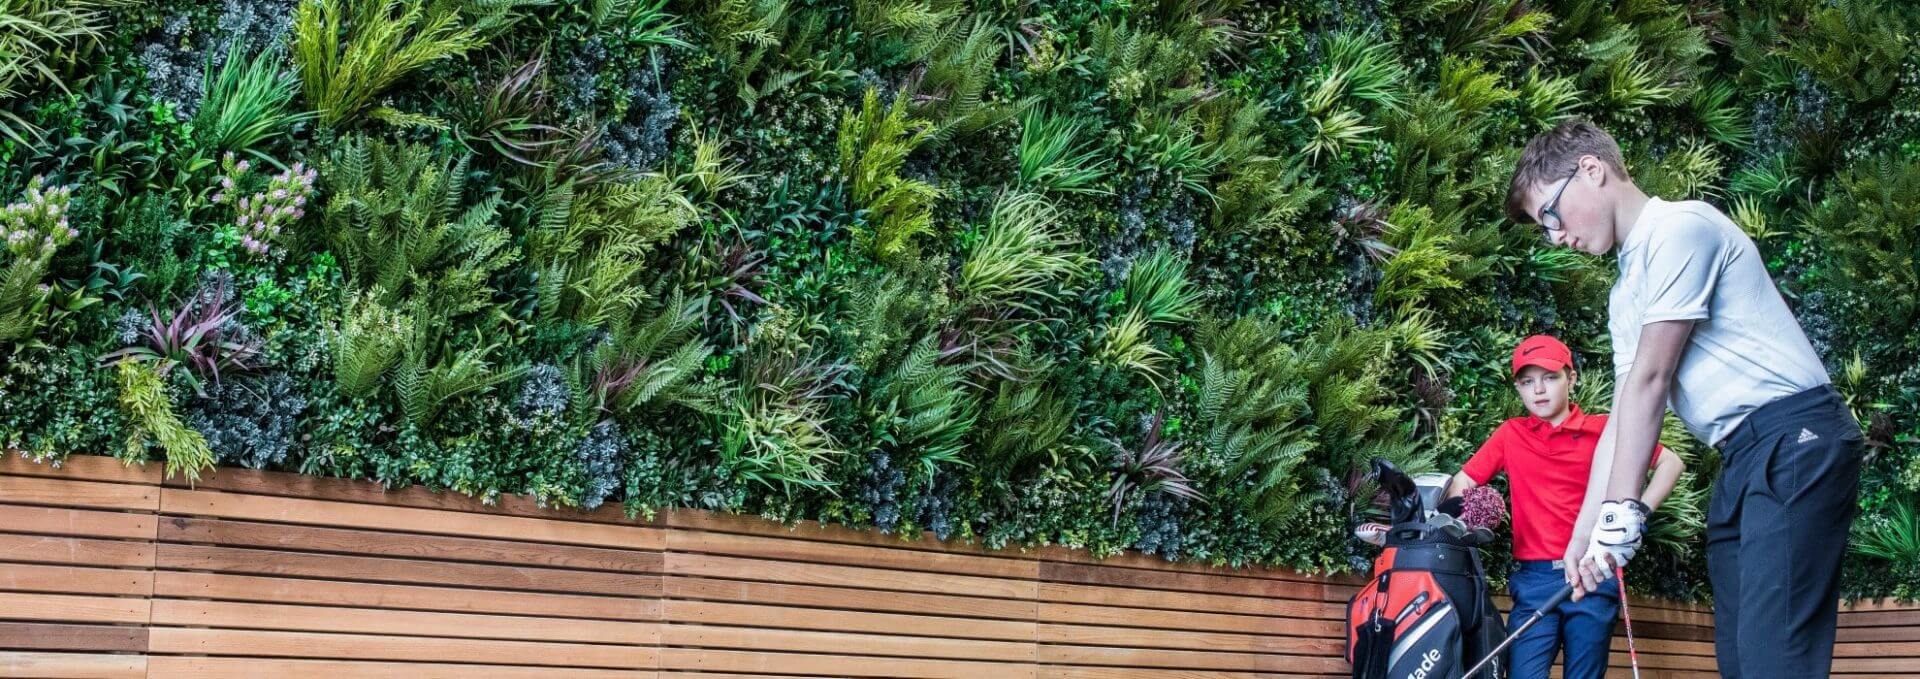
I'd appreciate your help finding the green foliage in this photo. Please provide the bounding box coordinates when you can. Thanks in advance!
[957,191,1088,313]
[320,135,514,310]
[1807,153,1920,329]
[115,360,214,482]
[0,177,78,348]
[836,88,940,262]
[194,41,313,160]
[1016,108,1108,195]
[0,0,111,144]
[293,0,491,127]
[1788,0,1912,104]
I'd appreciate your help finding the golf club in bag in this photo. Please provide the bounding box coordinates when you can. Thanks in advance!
[1346,459,1508,679]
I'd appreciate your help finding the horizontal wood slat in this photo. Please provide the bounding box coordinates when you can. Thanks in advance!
[160,488,662,550]
[0,476,157,511]
[0,652,147,679]
[0,623,146,653]
[151,571,659,621]
[141,657,644,679]
[152,543,660,597]
[0,504,157,541]
[148,599,657,645]
[146,628,655,668]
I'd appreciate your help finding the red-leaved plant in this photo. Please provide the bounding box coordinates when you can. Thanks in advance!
[100,277,260,395]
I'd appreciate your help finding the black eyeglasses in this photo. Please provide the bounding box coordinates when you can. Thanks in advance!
[1537,168,1578,234]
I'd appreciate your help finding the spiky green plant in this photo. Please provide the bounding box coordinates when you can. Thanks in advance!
[1303,108,1375,163]
[1124,248,1202,325]
[1306,30,1409,114]
[1096,309,1171,383]
[1598,53,1676,115]
[1016,108,1108,195]
[292,0,490,127]
[1135,111,1223,200]
[1854,498,1920,562]
[0,0,112,145]
[1105,412,1204,525]
[1727,154,1801,202]
[1688,79,1753,148]
[194,41,314,160]
[837,88,940,262]
[957,191,1088,312]
[722,348,849,496]
[851,0,960,62]
[1518,67,1581,125]
[1638,139,1725,199]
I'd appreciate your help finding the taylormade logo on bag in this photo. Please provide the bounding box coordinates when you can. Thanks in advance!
[1407,648,1442,679]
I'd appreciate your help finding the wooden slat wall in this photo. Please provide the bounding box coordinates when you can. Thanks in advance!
[3,454,1913,678]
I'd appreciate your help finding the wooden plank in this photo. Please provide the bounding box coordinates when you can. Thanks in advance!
[0,651,146,679]
[159,517,660,573]
[1040,645,1347,673]
[143,657,644,679]
[161,488,663,550]
[1838,624,1920,643]
[0,563,153,597]
[0,505,157,540]
[1038,624,1344,655]
[663,625,1035,662]
[660,648,1035,679]
[667,576,1036,620]
[154,543,660,597]
[661,509,1034,561]
[0,593,148,624]
[149,628,656,669]
[1839,608,1920,627]
[0,623,145,653]
[666,600,1034,641]
[1039,669,1342,679]
[1832,657,1920,674]
[1836,641,1920,656]
[149,599,658,645]
[667,552,1034,599]
[669,529,1037,580]
[1041,582,1343,619]
[0,476,157,512]
[1043,561,1332,602]
[1040,602,1341,638]
[0,534,154,568]
[171,466,651,528]
[0,454,161,485]
[154,571,659,621]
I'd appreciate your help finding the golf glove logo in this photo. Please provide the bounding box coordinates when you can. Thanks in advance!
[1584,498,1650,568]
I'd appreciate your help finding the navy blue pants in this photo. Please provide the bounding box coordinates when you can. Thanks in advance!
[1507,560,1618,679]
[1708,385,1863,678]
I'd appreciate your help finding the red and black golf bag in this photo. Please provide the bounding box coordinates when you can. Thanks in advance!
[1346,460,1507,679]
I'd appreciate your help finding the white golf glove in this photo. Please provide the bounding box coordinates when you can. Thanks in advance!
[1582,498,1650,570]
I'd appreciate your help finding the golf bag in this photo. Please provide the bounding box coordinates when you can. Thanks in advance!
[1346,459,1507,679]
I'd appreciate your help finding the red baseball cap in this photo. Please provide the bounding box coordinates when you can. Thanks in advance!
[1511,335,1573,377]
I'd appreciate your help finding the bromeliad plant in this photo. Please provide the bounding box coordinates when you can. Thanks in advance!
[1105,412,1204,526]
[100,277,261,396]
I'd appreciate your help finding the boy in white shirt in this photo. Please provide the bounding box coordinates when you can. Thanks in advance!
[1502,119,1864,678]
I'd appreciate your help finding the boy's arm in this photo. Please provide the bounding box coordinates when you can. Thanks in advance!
[1444,471,1479,499]
[1641,447,1686,511]
[1568,319,1693,594]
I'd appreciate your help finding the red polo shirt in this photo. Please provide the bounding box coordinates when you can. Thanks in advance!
[1462,404,1664,560]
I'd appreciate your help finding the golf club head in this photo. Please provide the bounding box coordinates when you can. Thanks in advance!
[1372,458,1423,525]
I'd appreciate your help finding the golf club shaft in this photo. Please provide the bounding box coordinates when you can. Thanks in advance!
[1462,582,1576,679]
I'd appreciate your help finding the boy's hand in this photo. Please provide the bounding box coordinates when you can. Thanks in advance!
[1580,499,1649,582]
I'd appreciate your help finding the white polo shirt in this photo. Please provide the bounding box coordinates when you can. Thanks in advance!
[1608,197,1831,446]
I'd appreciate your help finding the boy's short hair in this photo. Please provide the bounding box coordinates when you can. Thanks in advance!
[1504,119,1630,225]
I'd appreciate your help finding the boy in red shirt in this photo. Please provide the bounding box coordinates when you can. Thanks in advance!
[1445,335,1685,679]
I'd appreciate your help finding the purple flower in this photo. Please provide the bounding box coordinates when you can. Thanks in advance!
[1460,486,1508,531]
[235,160,250,173]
